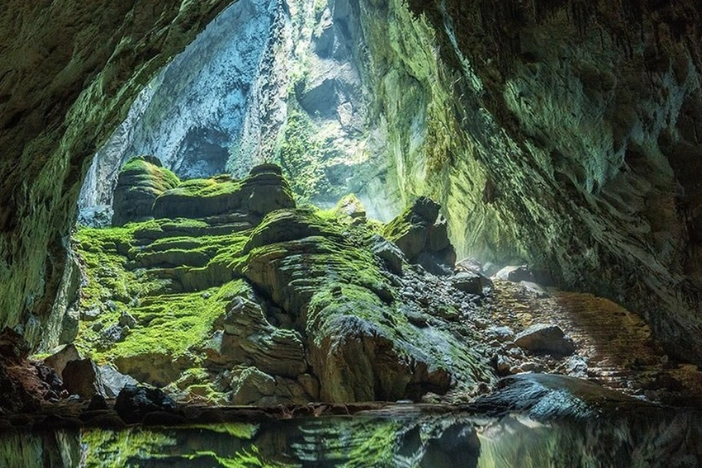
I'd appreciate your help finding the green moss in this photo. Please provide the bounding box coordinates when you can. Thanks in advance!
[167,176,242,199]
[119,157,181,192]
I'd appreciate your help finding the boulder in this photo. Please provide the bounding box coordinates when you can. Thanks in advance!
[520,281,550,298]
[514,324,575,356]
[62,359,105,398]
[383,197,456,275]
[112,156,180,226]
[114,384,177,424]
[43,344,81,380]
[372,237,405,275]
[99,364,139,398]
[494,265,535,282]
[334,194,366,220]
[230,367,277,405]
[450,272,493,295]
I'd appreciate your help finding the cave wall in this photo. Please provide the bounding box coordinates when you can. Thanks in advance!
[0,0,237,349]
[397,0,702,363]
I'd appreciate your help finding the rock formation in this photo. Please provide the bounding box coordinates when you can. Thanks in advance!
[112,156,180,226]
[71,164,494,404]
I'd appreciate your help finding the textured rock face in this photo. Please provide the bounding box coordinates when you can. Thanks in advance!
[389,0,702,365]
[0,0,237,350]
[80,0,394,217]
[383,197,457,275]
[71,173,494,404]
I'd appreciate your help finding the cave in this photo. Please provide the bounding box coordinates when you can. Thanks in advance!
[2,0,702,465]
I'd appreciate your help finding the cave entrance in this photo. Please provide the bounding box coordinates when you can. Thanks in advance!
[78,0,395,230]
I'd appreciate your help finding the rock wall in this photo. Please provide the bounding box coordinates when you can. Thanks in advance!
[397,0,702,363]
[0,0,237,350]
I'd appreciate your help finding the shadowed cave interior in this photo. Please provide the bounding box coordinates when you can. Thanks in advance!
[2,0,702,466]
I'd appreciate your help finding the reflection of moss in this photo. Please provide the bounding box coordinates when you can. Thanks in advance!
[81,429,175,468]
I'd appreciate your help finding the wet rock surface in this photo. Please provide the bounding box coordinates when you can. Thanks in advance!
[384,197,457,276]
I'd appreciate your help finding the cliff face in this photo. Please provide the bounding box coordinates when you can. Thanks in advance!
[79,0,396,218]
[0,0,237,349]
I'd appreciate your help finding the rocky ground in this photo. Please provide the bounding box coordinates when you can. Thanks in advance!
[1,159,701,426]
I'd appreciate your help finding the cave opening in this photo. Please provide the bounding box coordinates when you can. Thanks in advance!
[3,0,702,465]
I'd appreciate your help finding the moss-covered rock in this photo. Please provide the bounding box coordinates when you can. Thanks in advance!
[384,197,456,275]
[112,156,181,227]
[153,164,295,219]
[73,175,494,404]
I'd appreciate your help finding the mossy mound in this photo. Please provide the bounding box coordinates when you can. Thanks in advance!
[73,171,494,404]
[112,156,181,226]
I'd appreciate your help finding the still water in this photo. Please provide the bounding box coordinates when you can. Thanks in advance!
[1,407,701,467]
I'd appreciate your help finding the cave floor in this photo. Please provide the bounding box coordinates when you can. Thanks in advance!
[481,279,702,406]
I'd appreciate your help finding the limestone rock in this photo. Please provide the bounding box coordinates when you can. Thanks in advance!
[450,272,493,295]
[112,157,181,226]
[231,367,277,405]
[115,384,177,424]
[62,359,105,399]
[515,324,575,356]
[99,364,139,398]
[334,194,366,220]
[152,164,295,220]
[372,237,405,276]
[494,265,535,283]
[43,344,81,380]
[383,197,457,276]
[213,296,308,378]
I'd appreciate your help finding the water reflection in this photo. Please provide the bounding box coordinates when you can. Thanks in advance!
[2,407,701,467]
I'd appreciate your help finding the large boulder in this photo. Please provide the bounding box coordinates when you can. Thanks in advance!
[112,156,181,226]
[515,324,576,356]
[383,197,457,276]
[99,364,139,398]
[62,359,105,399]
[114,384,177,424]
[43,344,81,380]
